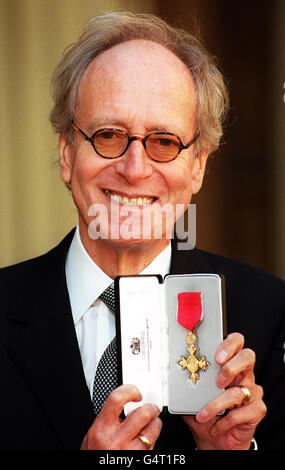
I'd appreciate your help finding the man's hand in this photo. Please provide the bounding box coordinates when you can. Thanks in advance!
[81,384,162,450]
[183,333,267,450]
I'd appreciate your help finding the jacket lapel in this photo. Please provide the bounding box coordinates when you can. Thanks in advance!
[6,231,94,449]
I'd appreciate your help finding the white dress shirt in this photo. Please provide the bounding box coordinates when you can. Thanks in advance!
[65,226,171,397]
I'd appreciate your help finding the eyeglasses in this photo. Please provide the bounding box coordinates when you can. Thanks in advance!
[71,121,200,163]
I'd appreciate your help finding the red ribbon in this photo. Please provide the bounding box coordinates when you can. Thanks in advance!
[177,292,202,332]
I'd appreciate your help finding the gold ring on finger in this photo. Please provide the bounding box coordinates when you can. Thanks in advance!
[138,433,151,449]
[240,386,251,405]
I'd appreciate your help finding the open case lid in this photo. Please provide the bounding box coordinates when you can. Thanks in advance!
[115,273,226,416]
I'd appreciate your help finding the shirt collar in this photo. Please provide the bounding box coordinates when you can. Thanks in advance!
[66,226,113,325]
[66,226,172,325]
[140,243,171,278]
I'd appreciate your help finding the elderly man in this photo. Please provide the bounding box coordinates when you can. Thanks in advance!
[1,12,284,451]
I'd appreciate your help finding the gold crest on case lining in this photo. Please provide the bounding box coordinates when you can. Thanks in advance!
[178,331,209,385]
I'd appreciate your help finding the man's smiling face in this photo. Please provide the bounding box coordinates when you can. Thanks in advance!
[59,39,208,250]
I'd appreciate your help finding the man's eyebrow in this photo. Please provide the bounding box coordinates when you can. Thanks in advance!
[86,118,186,139]
[86,117,122,133]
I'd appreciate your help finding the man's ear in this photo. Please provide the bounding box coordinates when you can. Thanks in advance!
[191,149,209,195]
[59,135,73,185]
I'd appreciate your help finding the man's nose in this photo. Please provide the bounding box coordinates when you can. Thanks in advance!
[114,140,153,183]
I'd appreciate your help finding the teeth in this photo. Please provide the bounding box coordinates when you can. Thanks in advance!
[104,190,154,206]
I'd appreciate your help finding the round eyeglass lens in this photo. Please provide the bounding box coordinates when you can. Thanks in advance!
[94,130,128,157]
[146,134,180,162]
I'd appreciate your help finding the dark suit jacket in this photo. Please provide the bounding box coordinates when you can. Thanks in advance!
[1,230,285,450]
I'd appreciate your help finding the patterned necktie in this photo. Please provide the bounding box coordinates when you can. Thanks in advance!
[99,283,115,312]
[92,284,118,416]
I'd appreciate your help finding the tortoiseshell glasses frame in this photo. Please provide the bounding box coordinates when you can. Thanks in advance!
[71,121,200,163]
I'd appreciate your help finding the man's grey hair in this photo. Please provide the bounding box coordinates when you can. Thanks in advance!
[49,11,229,156]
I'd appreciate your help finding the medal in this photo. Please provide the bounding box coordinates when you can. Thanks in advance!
[177,292,209,384]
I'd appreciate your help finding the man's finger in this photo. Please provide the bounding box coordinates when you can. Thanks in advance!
[132,416,163,450]
[122,402,161,439]
[209,400,267,438]
[216,348,256,388]
[98,384,142,425]
[196,386,253,423]
[215,332,244,365]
